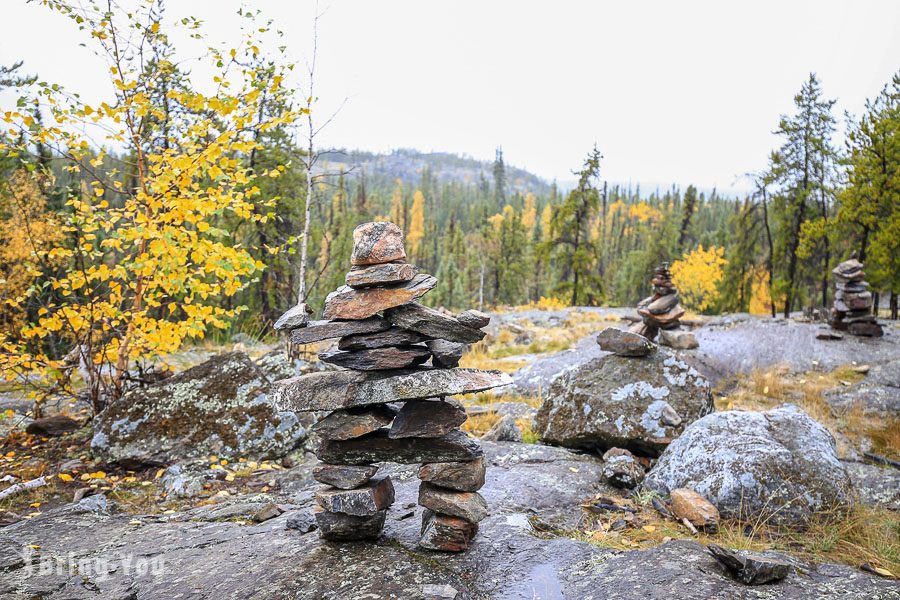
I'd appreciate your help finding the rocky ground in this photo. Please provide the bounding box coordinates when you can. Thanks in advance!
[2,441,897,599]
[1,310,899,599]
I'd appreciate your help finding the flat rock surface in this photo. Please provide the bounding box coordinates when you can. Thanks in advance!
[272,368,512,412]
[322,274,437,320]
[319,345,432,371]
[386,303,486,344]
[290,316,391,345]
[2,441,894,599]
[91,352,306,467]
[513,313,900,392]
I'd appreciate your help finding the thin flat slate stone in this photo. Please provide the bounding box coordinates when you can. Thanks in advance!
[322,274,437,320]
[313,464,379,489]
[419,509,478,552]
[385,303,485,344]
[271,367,512,412]
[315,475,395,516]
[319,346,432,371]
[311,406,397,441]
[314,506,386,541]
[346,262,417,288]
[351,222,407,266]
[389,398,467,439]
[273,302,313,331]
[290,316,390,345]
[456,309,491,329]
[339,327,430,351]
[418,456,486,492]
[316,429,483,465]
[418,483,489,522]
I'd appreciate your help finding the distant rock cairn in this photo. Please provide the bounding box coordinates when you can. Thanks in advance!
[270,221,510,551]
[630,263,686,341]
[830,256,883,337]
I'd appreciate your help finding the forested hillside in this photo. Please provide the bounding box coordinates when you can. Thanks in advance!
[0,1,897,405]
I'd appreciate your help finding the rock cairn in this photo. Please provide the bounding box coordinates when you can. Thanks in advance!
[830,257,883,337]
[631,263,686,341]
[271,221,510,551]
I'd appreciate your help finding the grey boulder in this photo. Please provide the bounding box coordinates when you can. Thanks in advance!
[535,350,713,455]
[643,404,852,526]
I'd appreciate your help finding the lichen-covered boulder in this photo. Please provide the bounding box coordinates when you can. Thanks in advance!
[91,352,306,467]
[643,404,852,526]
[534,350,713,455]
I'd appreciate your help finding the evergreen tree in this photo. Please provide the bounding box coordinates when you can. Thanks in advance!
[769,73,836,316]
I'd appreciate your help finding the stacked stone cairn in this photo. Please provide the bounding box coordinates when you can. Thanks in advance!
[830,256,883,337]
[630,263,686,341]
[271,222,511,551]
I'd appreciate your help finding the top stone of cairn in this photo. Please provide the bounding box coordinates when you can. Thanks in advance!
[351,222,407,266]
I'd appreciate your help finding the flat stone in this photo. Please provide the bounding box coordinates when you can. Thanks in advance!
[290,316,391,345]
[273,303,313,331]
[316,429,483,465]
[647,293,679,315]
[427,339,465,368]
[389,398,467,438]
[596,327,655,357]
[319,346,432,371]
[817,330,844,340]
[670,488,720,532]
[346,262,417,288]
[659,329,699,350]
[252,502,284,523]
[708,544,793,585]
[456,310,491,329]
[26,415,80,437]
[848,321,883,337]
[322,274,437,320]
[272,368,512,412]
[418,456,486,492]
[338,327,430,351]
[314,506,386,541]
[315,475,395,516]
[640,305,685,326]
[351,222,407,266]
[418,483,488,522]
[313,464,379,489]
[419,509,478,552]
[311,406,397,441]
[385,303,486,343]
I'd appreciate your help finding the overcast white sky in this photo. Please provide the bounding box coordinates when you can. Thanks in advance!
[2,0,899,193]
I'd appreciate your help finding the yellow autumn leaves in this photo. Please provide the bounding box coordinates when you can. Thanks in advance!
[0,0,300,402]
[671,245,728,312]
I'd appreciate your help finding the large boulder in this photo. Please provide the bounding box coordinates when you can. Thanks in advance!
[534,350,713,455]
[643,404,852,526]
[91,352,306,467]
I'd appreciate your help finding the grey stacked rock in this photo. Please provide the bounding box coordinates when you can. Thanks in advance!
[631,263,686,341]
[271,221,509,550]
[830,257,883,337]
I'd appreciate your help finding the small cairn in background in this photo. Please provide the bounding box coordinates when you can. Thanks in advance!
[830,256,883,337]
[631,263,697,349]
[271,222,510,551]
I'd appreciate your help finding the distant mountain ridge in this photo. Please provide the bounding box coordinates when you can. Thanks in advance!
[318,148,554,195]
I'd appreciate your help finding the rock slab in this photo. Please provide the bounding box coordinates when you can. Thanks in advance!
[91,352,305,467]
